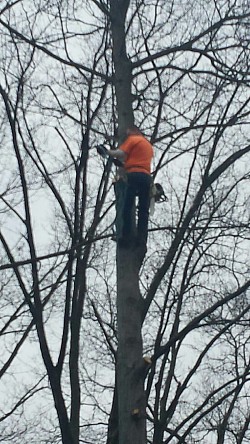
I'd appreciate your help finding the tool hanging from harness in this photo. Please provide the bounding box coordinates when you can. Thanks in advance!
[149,182,167,215]
[151,182,167,203]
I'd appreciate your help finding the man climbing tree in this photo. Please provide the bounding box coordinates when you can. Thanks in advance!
[1,2,250,444]
[108,126,154,249]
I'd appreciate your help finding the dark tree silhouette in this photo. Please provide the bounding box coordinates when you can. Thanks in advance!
[0,1,249,443]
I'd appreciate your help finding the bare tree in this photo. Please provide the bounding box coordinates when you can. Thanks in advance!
[0,1,249,444]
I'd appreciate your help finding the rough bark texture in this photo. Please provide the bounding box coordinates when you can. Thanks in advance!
[116,247,146,444]
[109,2,147,442]
[110,0,134,135]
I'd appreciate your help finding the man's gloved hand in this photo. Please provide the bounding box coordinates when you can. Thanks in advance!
[96,144,124,167]
[113,158,124,167]
[96,144,108,158]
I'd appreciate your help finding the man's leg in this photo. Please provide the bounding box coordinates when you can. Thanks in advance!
[114,179,127,240]
[122,174,137,240]
[137,174,151,245]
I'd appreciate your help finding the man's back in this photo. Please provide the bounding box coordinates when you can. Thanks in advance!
[120,134,153,174]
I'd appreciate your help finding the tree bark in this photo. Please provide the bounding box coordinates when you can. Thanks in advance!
[116,247,146,444]
[110,0,134,136]
[109,2,147,442]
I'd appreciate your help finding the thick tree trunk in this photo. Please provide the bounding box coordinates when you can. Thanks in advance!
[109,2,147,442]
[116,247,146,444]
[110,0,134,135]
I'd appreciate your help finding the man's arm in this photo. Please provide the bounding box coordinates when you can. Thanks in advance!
[107,148,126,161]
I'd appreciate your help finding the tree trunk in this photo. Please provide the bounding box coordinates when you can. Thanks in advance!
[110,0,134,135]
[116,247,146,444]
[109,2,147,442]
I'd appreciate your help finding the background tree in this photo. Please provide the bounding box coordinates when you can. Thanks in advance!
[0,1,249,443]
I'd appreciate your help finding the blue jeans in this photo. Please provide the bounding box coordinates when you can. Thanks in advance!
[123,172,151,244]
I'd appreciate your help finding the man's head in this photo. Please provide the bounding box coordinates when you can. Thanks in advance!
[126,125,142,136]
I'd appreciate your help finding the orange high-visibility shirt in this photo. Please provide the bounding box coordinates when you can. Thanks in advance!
[120,135,153,175]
